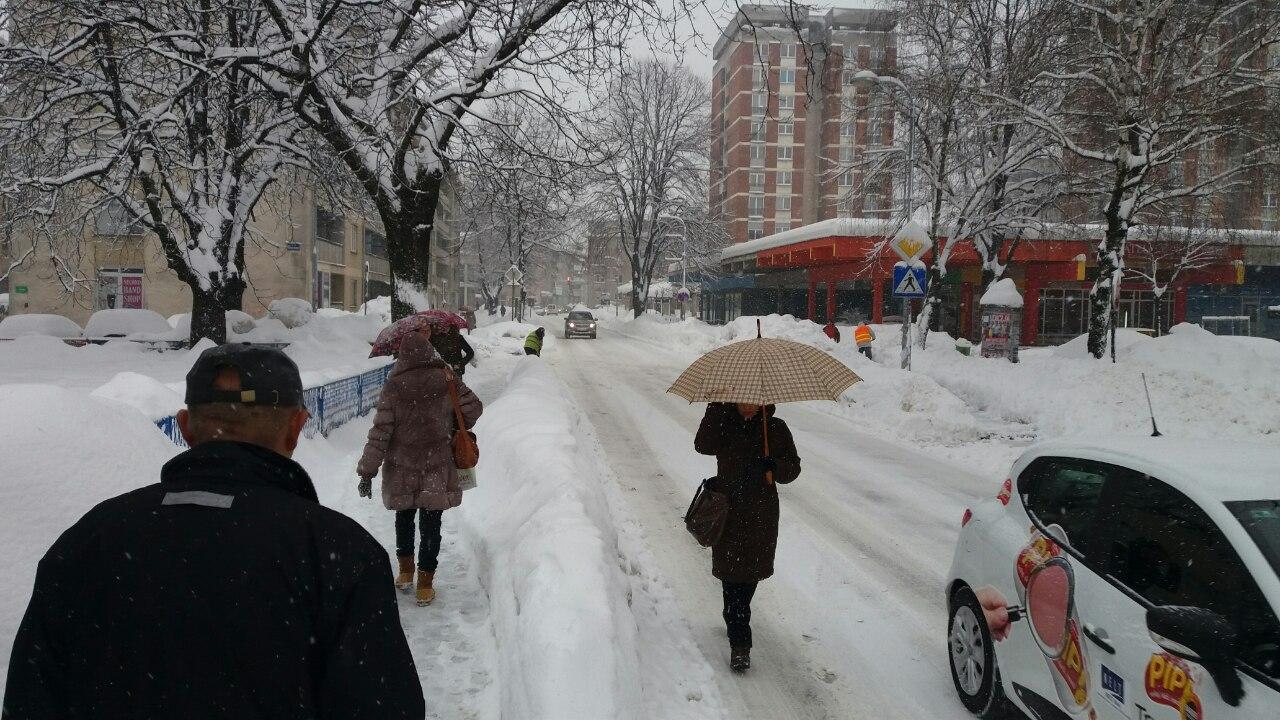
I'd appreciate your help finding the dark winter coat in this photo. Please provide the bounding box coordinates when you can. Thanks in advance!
[430,328,475,373]
[2,441,424,720]
[358,332,483,511]
[694,403,801,582]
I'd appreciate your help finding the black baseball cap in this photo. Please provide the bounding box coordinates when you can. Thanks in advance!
[185,344,305,407]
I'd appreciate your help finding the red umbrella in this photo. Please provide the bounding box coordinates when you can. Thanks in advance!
[369,314,436,357]
[417,310,468,329]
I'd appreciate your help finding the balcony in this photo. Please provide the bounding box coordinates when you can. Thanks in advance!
[318,239,344,266]
[365,254,390,278]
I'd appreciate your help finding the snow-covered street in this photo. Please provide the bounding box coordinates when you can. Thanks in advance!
[542,319,983,719]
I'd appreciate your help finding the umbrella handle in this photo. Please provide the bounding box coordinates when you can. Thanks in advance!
[762,409,774,485]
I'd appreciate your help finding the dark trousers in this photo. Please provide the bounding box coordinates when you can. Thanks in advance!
[858,345,873,360]
[722,581,758,649]
[395,508,444,573]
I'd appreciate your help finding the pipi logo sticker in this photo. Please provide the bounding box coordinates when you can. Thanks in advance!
[1145,653,1204,719]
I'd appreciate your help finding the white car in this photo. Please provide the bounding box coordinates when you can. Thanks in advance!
[946,437,1280,720]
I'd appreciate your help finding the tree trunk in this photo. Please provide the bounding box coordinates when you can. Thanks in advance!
[188,276,245,346]
[387,173,445,321]
[1088,223,1125,359]
[916,263,945,349]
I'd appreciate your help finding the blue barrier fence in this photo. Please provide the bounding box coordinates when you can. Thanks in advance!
[154,363,394,448]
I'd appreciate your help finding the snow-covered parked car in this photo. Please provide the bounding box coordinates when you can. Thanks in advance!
[0,313,84,341]
[946,438,1280,719]
[84,309,173,340]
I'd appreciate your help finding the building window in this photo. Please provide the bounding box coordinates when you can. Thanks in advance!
[747,196,765,217]
[840,146,855,163]
[781,43,797,59]
[867,117,883,146]
[750,172,765,190]
[777,196,791,212]
[840,121,854,138]
[1167,159,1185,185]
[315,207,345,247]
[750,143,765,164]
[752,67,766,88]
[775,222,791,232]
[364,228,386,257]
[750,120,765,141]
[748,226,764,241]
[778,120,793,136]
[94,198,144,236]
[96,268,145,310]
[752,93,767,115]
[843,70,858,86]
[1263,189,1278,208]
[836,198,851,217]
[870,46,886,68]
[839,171,854,187]
[779,94,795,110]
[778,170,793,186]
[780,68,796,85]
[863,193,882,212]
[778,145,793,161]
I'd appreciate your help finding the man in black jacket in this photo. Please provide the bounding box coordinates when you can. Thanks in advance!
[2,345,425,719]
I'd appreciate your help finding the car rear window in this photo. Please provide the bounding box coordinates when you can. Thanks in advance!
[1227,500,1280,578]
[568,312,593,320]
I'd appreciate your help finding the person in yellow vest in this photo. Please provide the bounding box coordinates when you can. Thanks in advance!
[854,322,876,360]
[524,327,545,356]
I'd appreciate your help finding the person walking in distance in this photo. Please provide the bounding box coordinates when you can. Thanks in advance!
[823,321,841,343]
[853,321,876,360]
[3,345,424,718]
[431,322,476,376]
[523,326,545,357]
[358,326,482,606]
[694,402,801,673]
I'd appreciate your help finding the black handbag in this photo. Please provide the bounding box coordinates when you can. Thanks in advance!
[684,478,729,548]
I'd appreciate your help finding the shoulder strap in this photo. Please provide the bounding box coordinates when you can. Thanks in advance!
[444,369,466,429]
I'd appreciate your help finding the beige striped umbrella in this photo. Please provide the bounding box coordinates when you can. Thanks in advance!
[667,336,862,406]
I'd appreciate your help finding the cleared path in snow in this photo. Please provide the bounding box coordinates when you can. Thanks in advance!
[546,322,992,719]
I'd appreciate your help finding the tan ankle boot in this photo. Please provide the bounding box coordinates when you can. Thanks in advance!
[394,556,415,591]
[416,571,436,606]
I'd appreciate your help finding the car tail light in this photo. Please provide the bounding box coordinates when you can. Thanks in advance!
[961,508,973,527]
[996,478,1013,506]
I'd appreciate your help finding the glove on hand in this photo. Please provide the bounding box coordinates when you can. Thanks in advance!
[357,477,373,498]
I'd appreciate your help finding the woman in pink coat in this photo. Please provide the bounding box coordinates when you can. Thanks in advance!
[357,328,482,605]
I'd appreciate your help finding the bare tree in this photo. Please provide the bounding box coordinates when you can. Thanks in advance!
[0,0,315,344]
[1009,0,1280,358]
[1124,223,1233,334]
[250,0,696,320]
[586,59,711,318]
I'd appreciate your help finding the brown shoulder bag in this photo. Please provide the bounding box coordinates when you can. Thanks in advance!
[445,370,479,470]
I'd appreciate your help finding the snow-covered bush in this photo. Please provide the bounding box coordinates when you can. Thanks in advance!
[268,298,314,328]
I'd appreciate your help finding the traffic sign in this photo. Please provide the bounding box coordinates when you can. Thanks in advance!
[676,287,691,302]
[503,264,524,286]
[892,262,927,298]
[889,221,932,262]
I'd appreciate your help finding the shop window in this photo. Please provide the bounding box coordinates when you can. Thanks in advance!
[94,199,144,237]
[96,268,145,310]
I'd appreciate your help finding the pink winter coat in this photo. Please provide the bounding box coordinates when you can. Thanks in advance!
[357,333,483,511]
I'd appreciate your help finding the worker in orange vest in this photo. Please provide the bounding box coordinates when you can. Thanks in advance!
[854,322,876,360]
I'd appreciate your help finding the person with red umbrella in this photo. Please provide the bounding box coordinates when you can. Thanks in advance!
[358,320,483,605]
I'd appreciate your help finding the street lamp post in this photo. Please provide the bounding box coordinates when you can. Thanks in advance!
[856,69,916,371]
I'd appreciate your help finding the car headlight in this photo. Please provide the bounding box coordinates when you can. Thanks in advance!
[568,323,576,328]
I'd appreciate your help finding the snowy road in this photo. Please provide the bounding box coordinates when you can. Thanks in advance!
[545,322,996,719]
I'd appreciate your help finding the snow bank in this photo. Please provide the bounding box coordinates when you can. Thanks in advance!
[979,278,1023,307]
[358,295,392,324]
[0,313,83,339]
[167,310,258,340]
[460,361,644,720]
[0,385,180,694]
[90,371,186,420]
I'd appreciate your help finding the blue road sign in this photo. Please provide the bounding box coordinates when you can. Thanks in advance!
[892,263,928,298]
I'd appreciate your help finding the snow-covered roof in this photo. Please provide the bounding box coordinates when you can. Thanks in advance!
[979,278,1024,307]
[721,218,897,261]
[1014,437,1280,505]
[720,218,1280,264]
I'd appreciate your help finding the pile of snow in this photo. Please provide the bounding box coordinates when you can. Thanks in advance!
[979,278,1023,308]
[84,308,172,338]
[0,385,180,692]
[0,313,83,340]
[457,361,647,718]
[268,297,314,328]
[1052,328,1151,359]
[358,295,392,324]
[167,310,258,340]
[90,371,186,421]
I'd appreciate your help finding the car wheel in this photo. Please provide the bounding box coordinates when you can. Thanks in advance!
[948,586,1009,717]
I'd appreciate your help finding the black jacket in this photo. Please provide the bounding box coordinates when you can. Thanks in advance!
[2,441,424,720]
[430,331,475,370]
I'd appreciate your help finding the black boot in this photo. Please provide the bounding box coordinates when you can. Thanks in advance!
[730,646,750,673]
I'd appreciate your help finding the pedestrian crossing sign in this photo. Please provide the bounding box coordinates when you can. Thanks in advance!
[892,264,927,298]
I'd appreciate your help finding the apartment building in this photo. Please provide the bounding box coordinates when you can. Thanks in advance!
[710,6,898,245]
[5,176,463,323]
[585,220,628,305]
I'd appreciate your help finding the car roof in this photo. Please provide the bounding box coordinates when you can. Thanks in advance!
[1018,436,1280,504]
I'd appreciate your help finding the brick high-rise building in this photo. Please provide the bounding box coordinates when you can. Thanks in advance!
[710,6,898,246]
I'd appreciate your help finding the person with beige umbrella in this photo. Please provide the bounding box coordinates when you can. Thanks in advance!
[672,321,861,673]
